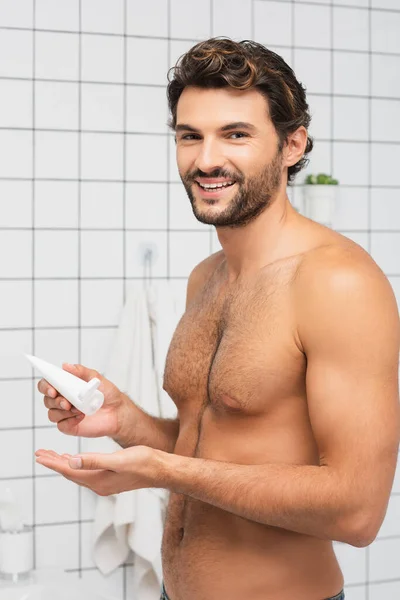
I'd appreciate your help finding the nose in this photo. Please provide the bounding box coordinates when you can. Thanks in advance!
[194,138,225,174]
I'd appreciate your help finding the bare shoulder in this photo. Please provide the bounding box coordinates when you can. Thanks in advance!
[293,239,400,352]
[296,238,393,295]
[185,250,225,308]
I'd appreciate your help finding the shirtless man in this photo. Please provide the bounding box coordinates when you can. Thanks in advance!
[36,39,400,600]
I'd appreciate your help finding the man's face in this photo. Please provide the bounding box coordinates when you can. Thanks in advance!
[175,86,285,228]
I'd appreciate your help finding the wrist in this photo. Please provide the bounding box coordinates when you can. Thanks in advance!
[152,449,185,491]
[113,393,136,447]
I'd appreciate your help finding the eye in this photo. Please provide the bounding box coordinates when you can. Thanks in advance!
[229,132,248,139]
[179,132,249,141]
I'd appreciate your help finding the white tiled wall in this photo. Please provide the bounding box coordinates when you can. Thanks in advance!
[0,1,399,599]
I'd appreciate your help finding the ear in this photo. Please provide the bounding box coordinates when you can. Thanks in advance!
[282,126,308,168]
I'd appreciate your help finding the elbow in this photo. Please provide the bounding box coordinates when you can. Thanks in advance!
[341,510,381,548]
[347,530,376,549]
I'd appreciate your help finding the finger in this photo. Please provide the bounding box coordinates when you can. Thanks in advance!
[68,452,122,471]
[37,378,58,398]
[44,394,74,411]
[57,414,85,435]
[35,454,73,476]
[35,449,67,460]
[35,451,73,469]
[48,408,82,423]
[35,448,51,458]
[35,453,106,484]
[62,363,100,384]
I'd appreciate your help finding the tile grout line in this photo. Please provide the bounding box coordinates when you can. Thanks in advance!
[122,0,127,595]
[77,0,83,579]
[1,77,400,97]
[366,0,372,595]
[330,0,334,179]
[1,128,400,139]
[167,0,172,281]
[31,0,36,571]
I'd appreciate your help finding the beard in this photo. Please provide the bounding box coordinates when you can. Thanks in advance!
[180,146,284,229]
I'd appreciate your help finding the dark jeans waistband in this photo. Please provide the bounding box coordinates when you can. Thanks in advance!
[326,590,345,600]
[160,582,169,600]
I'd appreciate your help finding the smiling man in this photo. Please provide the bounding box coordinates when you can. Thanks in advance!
[36,38,400,600]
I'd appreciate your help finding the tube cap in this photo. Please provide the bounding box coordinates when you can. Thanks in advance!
[89,390,104,413]
[77,378,104,415]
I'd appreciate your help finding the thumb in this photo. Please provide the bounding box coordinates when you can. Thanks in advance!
[62,363,101,384]
[68,452,120,471]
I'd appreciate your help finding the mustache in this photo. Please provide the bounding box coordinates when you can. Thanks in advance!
[184,169,244,184]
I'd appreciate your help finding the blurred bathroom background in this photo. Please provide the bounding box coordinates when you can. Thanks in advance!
[0,0,399,598]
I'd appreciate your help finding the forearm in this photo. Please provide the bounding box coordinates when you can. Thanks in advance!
[157,452,370,546]
[113,394,179,453]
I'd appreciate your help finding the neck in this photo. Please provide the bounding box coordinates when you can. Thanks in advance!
[215,188,301,283]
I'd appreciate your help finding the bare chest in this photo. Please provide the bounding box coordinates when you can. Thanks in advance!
[163,265,305,425]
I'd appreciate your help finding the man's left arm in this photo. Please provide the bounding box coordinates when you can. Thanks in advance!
[156,255,400,547]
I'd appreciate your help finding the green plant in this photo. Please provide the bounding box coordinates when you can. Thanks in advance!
[305,173,339,185]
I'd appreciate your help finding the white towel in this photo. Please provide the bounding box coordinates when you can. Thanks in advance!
[82,280,183,600]
[151,280,186,420]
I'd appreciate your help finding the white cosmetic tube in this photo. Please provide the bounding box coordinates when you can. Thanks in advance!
[25,354,104,416]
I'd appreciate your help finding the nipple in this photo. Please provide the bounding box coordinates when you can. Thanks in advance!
[219,393,244,412]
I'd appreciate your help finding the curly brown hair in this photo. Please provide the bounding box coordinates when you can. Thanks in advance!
[167,37,314,185]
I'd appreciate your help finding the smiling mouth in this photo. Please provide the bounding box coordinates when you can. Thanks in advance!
[196,181,236,190]
[193,181,238,199]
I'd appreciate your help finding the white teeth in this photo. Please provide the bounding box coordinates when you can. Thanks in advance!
[198,181,234,189]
